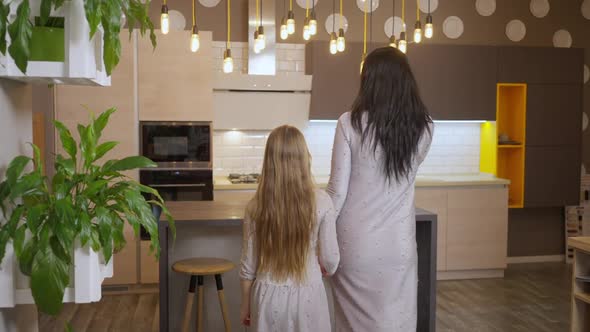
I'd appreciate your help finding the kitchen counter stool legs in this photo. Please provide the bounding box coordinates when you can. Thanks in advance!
[173,257,236,332]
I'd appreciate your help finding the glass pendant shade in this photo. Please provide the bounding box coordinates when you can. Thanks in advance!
[160,5,169,34]
[336,28,345,52]
[223,49,233,73]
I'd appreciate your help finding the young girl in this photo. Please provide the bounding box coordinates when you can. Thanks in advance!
[240,125,340,331]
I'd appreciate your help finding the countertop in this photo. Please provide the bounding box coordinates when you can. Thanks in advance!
[213,173,510,190]
[162,190,436,223]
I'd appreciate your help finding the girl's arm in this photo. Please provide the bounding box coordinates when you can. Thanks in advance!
[240,215,257,326]
[326,114,352,216]
[319,194,340,275]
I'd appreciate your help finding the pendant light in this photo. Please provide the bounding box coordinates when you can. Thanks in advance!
[360,0,367,72]
[303,0,310,40]
[223,0,233,73]
[398,0,407,53]
[336,0,345,52]
[287,0,295,35]
[160,0,169,34]
[254,0,261,53]
[413,0,422,43]
[329,0,337,54]
[280,0,288,40]
[309,0,317,35]
[389,0,396,47]
[257,0,266,50]
[425,0,433,38]
[190,0,200,52]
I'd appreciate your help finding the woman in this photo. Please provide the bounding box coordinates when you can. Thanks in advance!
[240,125,340,331]
[327,47,433,331]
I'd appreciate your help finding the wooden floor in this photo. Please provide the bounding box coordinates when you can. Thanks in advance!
[40,263,572,332]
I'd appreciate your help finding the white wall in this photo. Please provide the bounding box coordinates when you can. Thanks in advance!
[213,121,482,177]
[0,79,38,332]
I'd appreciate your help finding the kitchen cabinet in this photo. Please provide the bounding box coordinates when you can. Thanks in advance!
[446,187,508,271]
[54,31,138,285]
[526,84,583,146]
[140,241,159,284]
[408,45,497,121]
[415,189,448,271]
[524,146,581,207]
[138,30,213,122]
[305,41,363,120]
[498,47,584,84]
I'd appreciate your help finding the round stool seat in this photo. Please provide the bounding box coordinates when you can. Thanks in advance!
[172,257,235,275]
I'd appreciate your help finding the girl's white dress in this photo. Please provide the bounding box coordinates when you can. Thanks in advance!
[240,189,340,331]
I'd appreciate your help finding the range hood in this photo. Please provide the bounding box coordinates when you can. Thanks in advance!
[212,0,312,131]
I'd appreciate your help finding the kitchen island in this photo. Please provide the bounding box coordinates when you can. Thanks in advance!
[158,190,437,332]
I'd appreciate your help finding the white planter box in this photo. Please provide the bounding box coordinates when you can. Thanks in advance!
[0,0,110,86]
[0,242,113,308]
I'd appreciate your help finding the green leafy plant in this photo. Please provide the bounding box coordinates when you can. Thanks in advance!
[0,107,174,316]
[0,0,156,75]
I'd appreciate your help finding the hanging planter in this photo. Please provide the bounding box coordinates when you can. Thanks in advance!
[29,17,64,62]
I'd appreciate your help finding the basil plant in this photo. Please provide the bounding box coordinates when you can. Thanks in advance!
[0,108,173,316]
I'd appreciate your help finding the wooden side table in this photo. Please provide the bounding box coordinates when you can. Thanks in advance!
[568,237,590,331]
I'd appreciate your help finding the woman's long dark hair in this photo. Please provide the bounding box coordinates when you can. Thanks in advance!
[351,47,432,182]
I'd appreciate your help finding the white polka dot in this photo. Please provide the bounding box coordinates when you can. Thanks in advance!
[168,10,186,31]
[581,0,590,20]
[583,164,587,176]
[419,0,439,13]
[443,16,464,39]
[584,65,589,84]
[325,14,349,34]
[506,20,526,42]
[553,29,572,48]
[384,16,404,39]
[296,0,319,9]
[356,0,379,13]
[530,0,550,18]
[476,0,496,17]
[199,0,221,7]
[583,113,589,131]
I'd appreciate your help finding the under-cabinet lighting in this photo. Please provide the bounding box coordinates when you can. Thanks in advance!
[433,120,487,123]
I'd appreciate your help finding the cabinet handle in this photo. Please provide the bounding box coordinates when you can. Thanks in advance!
[148,183,207,188]
[585,190,589,201]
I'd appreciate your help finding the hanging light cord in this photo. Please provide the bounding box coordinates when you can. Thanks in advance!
[370,0,373,45]
[428,0,430,14]
[284,0,286,16]
[339,0,343,29]
[260,0,263,26]
[227,0,231,48]
[163,0,166,6]
[255,0,259,27]
[392,0,395,36]
[306,0,309,18]
[416,0,419,20]
[289,0,292,11]
[332,0,335,33]
[363,0,367,54]
[402,0,405,29]
[192,0,195,27]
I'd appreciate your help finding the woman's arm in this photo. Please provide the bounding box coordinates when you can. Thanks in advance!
[326,115,352,215]
[239,214,257,326]
[318,194,340,275]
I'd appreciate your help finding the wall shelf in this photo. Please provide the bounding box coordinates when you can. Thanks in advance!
[480,83,527,208]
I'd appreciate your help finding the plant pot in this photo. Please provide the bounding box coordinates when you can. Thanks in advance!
[29,27,65,62]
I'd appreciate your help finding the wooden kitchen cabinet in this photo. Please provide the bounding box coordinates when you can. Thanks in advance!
[408,45,497,121]
[446,187,508,271]
[498,47,584,84]
[524,146,581,207]
[415,189,448,271]
[55,31,139,285]
[526,84,583,147]
[138,30,213,122]
[140,241,159,284]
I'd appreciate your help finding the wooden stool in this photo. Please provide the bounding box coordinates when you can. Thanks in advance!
[172,257,235,332]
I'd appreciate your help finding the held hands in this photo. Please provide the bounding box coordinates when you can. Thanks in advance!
[318,257,329,277]
[240,302,251,327]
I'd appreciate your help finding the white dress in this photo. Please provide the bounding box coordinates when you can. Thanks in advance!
[327,112,432,332]
[240,189,340,332]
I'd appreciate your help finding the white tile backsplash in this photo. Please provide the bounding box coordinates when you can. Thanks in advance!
[211,42,306,74]
[213,122,482,177]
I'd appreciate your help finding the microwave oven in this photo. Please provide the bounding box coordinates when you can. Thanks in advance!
[140,121,212,169]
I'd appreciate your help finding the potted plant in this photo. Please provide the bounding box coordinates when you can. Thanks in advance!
[30,16,65,62]
[0,107,174,316]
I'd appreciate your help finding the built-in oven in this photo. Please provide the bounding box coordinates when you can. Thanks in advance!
[140,169,214,202]
[140,121,212,169]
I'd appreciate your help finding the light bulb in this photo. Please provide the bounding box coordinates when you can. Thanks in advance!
[160,5,169,35]
[287,11,295,35]
[223,49,233,73]
[303,25,310,40]
[337,28,345,52]
[190,33,200,52]
[399,31,407,53]
[425,15,433,39]
[414,21,422,43]
[389,35,397,48]
[329,33,337,54]
[280,18,288,40]
[309,12,317,35]
[258,26,266,50]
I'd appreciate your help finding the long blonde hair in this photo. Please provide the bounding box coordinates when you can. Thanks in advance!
[247,125,316,282]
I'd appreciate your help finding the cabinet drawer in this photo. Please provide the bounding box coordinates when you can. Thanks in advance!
[524,146,581,207]
[415,188,448,271]
[446,187,508,270]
